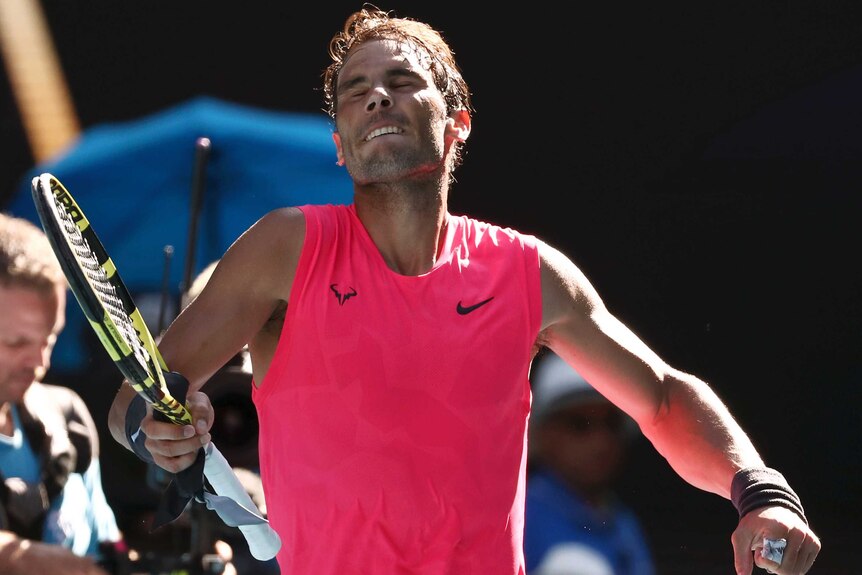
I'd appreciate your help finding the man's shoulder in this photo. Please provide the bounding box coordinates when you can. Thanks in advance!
[23,382,93,431]
[259,203,355,239]
[453,211,530,233]
[294,202,351,217]
[23,382,98,469]
[453,213,540,252]
[25,382,84,406]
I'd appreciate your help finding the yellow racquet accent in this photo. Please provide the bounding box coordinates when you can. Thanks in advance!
[31,172,281,560]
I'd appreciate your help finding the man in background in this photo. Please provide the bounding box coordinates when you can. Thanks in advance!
[526,351,655,575]
[0,212,121,575]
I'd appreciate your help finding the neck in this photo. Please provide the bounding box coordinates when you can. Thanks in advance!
[353,180,450,276]
[0,402,14,437]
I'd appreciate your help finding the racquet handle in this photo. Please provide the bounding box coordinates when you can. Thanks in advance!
[203,442,282,561]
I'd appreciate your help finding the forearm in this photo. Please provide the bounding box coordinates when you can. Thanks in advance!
[0,531,107,575]
[639,370,764,498]
[107,381,138,451]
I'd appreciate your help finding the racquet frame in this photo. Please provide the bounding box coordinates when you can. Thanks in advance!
[31,172,280,561]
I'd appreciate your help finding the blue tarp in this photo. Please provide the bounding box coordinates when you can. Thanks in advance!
[6,96,353,372]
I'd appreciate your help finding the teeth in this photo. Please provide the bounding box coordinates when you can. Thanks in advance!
[366,126,402,141]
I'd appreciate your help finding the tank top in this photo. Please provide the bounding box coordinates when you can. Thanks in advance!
[253,204,542,574]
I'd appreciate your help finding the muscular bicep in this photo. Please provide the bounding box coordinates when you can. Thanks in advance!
[157,207,305,392]
[537,240,671,423]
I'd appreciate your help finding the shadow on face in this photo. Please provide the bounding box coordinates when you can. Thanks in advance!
[531,401,629,493]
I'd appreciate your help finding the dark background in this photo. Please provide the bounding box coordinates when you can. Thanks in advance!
[2,2,859,573]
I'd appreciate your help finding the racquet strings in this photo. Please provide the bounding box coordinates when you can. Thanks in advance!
[36,174,282,559]
[50,191,172,411]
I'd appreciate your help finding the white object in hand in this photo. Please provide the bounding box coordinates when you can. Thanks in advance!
[761,537,787,565]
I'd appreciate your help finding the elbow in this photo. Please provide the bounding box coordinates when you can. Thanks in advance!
[637,370,683,435]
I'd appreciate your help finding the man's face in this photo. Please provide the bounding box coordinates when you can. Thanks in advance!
[0,284,65,403]
[539,401,628,491]
[332,38,454,185]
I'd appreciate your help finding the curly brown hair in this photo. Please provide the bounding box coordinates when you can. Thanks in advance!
[322,5,473,122]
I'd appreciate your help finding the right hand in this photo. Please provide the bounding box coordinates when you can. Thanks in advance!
[141,390,213,473]
[4,539,109,575]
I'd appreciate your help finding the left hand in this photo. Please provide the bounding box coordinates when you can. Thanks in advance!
[142,390,213,473]
[731,505,820,575]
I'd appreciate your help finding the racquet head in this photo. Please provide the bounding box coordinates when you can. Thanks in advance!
[31,172,191,425]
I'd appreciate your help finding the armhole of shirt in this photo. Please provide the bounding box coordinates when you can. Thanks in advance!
[253,205,320,404]
[524,233,544,340]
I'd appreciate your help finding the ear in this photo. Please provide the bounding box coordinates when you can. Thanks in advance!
[332,132,345,166]
[446,109,471,142]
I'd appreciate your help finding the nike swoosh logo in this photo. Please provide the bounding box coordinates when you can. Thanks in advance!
[456,297,494,315]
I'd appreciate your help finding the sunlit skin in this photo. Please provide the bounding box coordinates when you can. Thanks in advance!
[332,39,471,274]
[333,39,454,187]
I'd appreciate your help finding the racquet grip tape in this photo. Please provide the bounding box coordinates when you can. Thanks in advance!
[154,371,190,423]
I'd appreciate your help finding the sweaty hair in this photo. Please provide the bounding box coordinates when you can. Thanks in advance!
[0,212,66,292]
[322,6,473,122]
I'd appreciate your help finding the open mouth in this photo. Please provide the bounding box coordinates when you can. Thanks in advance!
[365,126,403,141]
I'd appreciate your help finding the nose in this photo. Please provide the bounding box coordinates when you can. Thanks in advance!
[365,86,392,112]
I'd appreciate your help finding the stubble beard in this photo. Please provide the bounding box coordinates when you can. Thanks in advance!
[348,139,445,186]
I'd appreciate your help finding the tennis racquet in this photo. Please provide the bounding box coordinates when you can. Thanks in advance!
[31,172,281,561]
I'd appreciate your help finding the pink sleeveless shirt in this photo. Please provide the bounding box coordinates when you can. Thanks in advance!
[253,204,542,574]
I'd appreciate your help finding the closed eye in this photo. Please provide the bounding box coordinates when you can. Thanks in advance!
[387,68,424,90]
[339,80,369,101]
[338,68,427,100]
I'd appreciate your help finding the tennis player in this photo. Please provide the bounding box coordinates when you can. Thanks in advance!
[108,7,820,574]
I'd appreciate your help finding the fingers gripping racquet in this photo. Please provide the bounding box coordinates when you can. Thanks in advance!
[31,173,281,561]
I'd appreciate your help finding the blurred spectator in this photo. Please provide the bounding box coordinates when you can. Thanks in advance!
[0,219,235,575]
[0,212,121,575]
[525,351,655,575]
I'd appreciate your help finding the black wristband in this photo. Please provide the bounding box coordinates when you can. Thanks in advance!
[124,394,154,464]
[731,467,807,524]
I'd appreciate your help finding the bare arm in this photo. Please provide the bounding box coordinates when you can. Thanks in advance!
[107,207,305,469]
[0,531,108,575]
[537,240,819,574]
[537,240,762,495]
